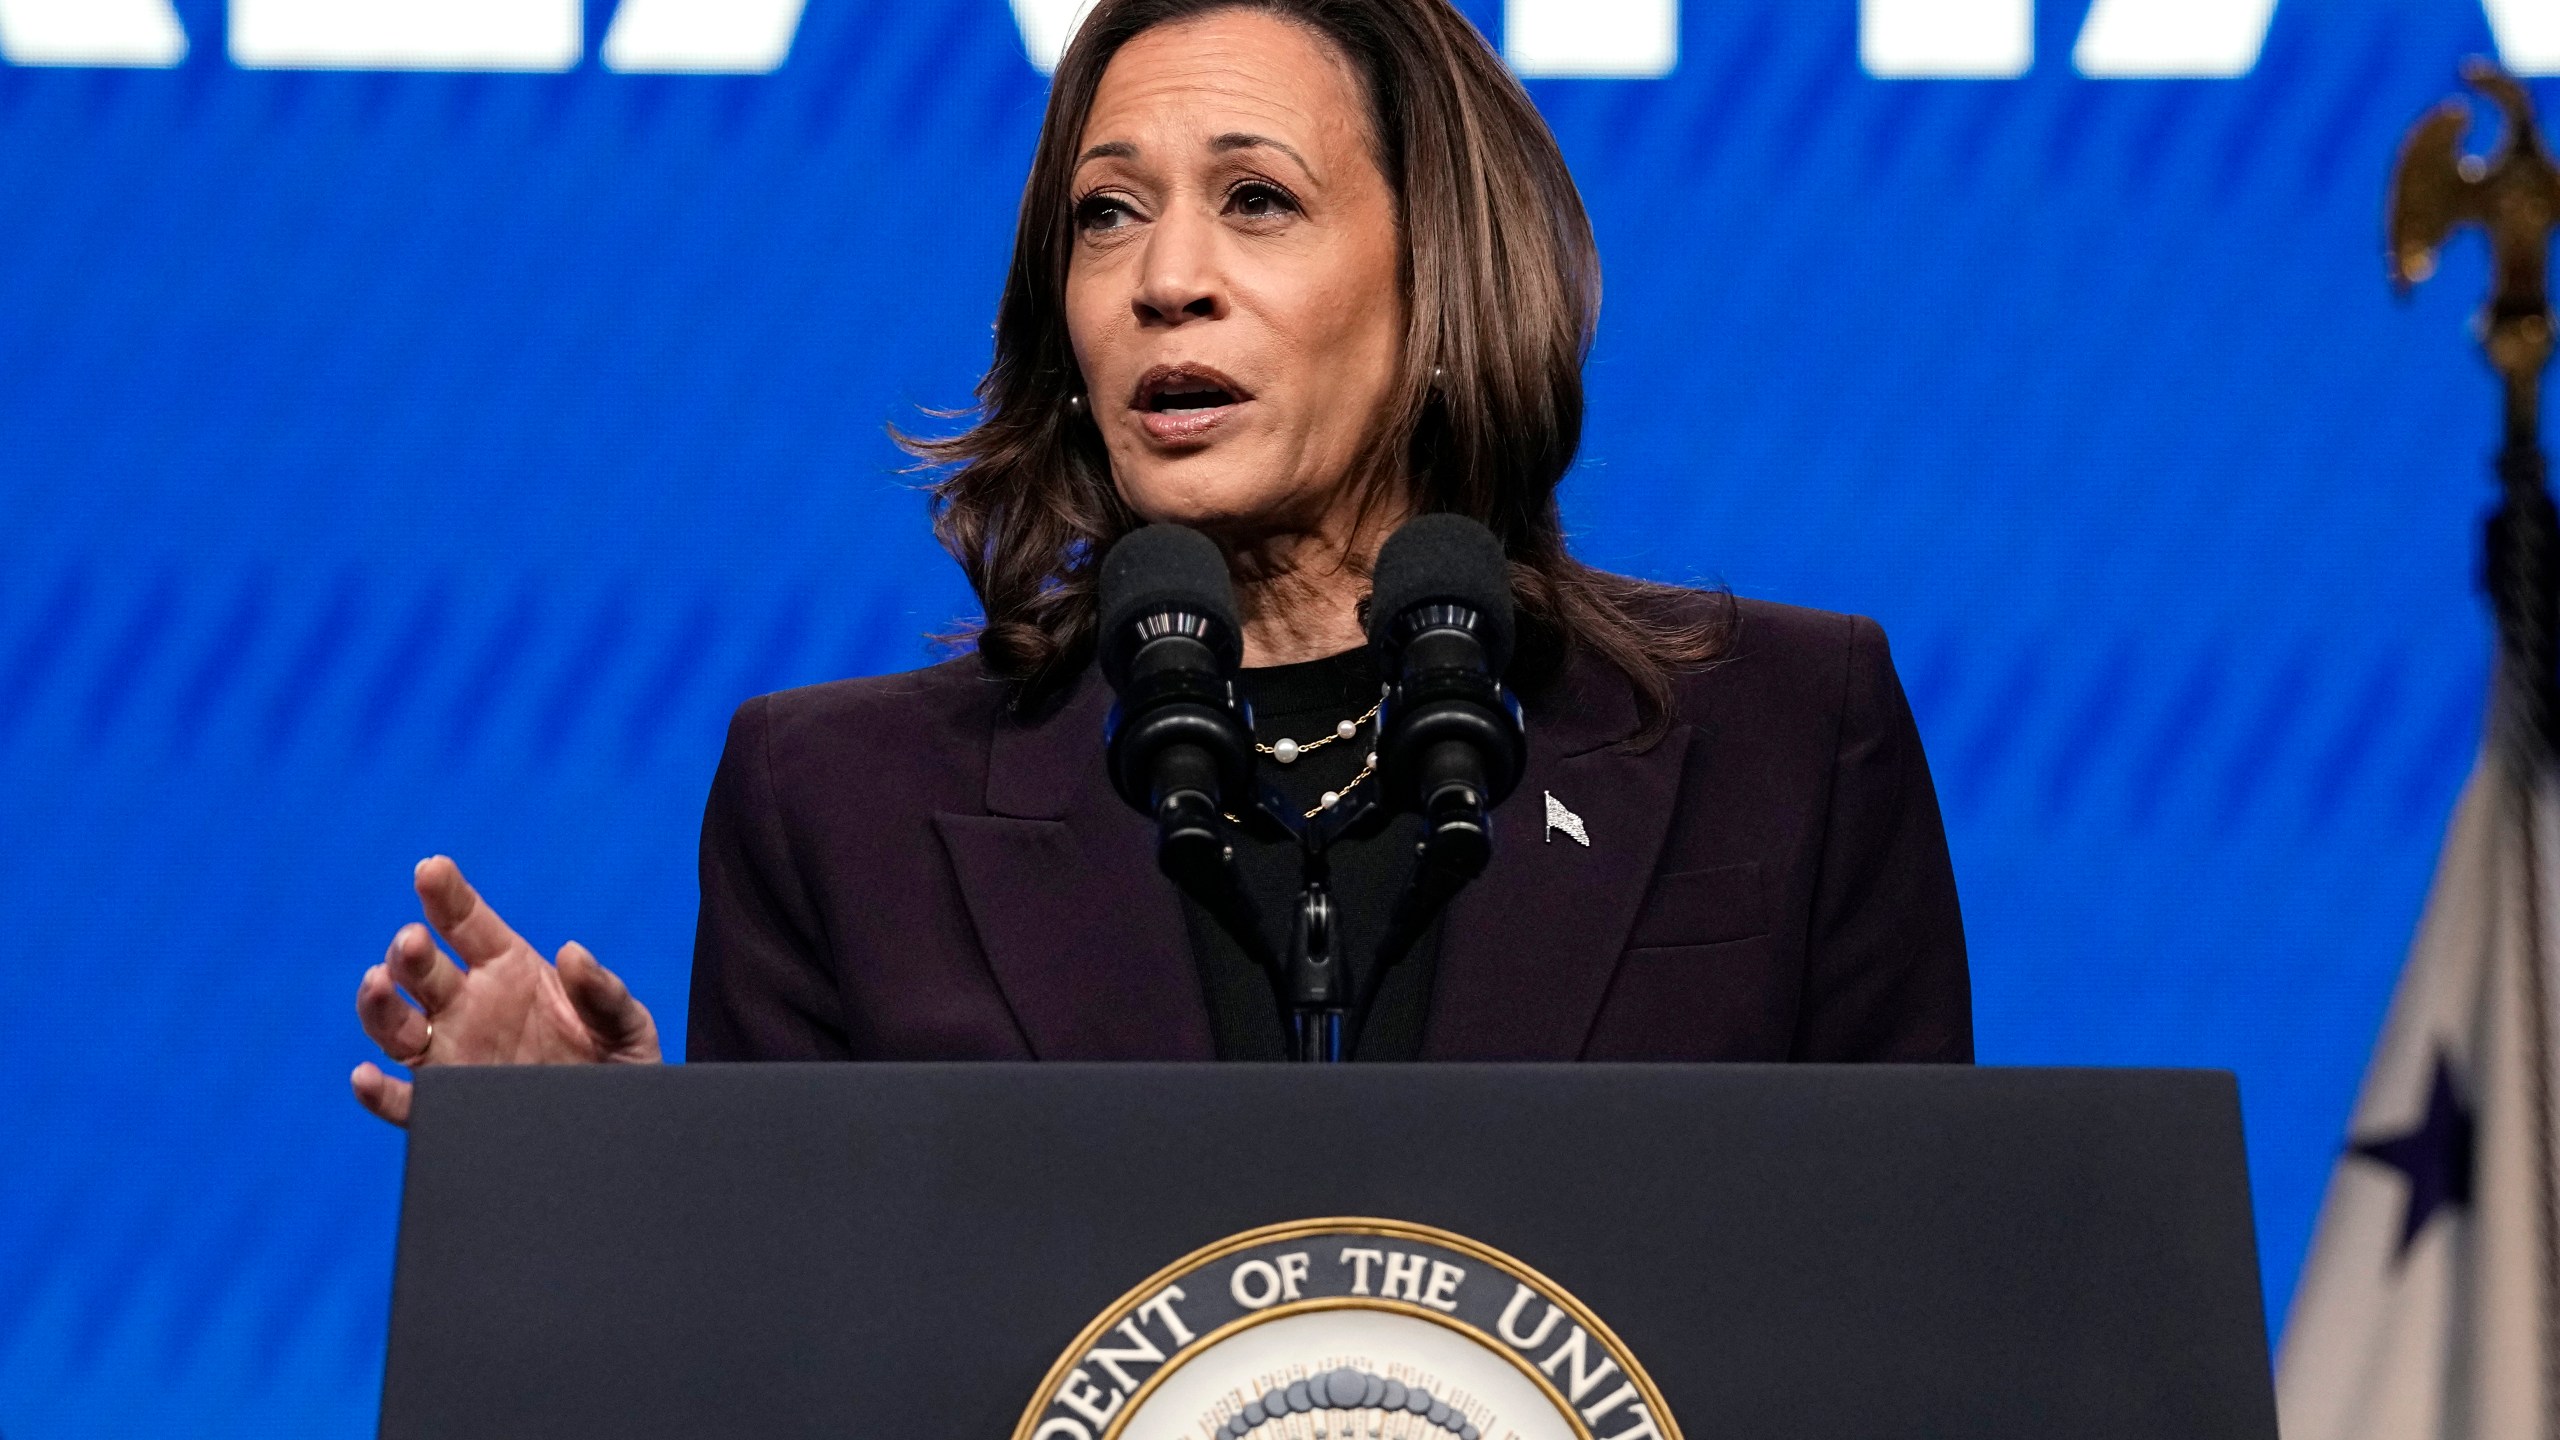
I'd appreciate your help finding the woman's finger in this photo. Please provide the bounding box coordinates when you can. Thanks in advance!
[351,1062,413,1127]
[557,942,662,1061]
[356,962,432,1060]
[413,855,528,969]
[385,923,465,1015]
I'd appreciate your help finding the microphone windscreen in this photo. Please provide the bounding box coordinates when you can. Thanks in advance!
[1098,524,1241,686]
[1368,514,1516,674]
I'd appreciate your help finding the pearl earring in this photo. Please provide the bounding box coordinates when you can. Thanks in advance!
[1065,392,1086,417]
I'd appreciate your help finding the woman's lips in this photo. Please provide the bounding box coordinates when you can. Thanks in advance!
[1129,363,1251,445]
[1135,399,1244,444]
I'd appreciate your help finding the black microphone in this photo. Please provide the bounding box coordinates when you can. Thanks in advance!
[1366,514,1527,878]
[1098,524,1255,886]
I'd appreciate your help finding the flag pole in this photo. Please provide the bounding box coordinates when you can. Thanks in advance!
[2390,57,2560,1438]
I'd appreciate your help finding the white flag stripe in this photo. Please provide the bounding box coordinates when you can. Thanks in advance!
[2278,750,2560,1439]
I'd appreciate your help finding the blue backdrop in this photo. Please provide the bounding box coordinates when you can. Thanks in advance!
[0,0,2535,1431]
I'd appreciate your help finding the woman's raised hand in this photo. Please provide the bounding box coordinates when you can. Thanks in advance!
[351,855,661,1126]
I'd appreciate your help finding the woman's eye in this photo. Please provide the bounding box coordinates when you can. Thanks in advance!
[1228,183,1299,219]
[1074,195,1138,232]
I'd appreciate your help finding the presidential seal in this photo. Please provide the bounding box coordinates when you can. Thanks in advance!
[1013,1219,1680,1440]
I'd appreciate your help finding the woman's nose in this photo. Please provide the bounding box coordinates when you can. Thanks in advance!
[1132,211,1227,326]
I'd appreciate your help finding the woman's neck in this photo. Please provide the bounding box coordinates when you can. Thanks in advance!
[1224,502,1404,667]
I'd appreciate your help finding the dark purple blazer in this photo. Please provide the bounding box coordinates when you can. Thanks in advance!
[686,597,1971,1062]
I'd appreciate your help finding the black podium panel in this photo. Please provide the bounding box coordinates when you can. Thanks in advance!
[380,1065,2273,1439]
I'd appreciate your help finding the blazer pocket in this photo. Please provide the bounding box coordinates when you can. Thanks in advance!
[1627,861,1768,949]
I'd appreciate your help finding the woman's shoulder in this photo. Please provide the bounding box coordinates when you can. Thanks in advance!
[1720,594,1893,667]
[723,653,1011,793]
[747,652,1005,731]
[1655,591,1909,730]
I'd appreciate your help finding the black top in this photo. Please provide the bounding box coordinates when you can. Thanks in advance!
[1179,646,1440,1060]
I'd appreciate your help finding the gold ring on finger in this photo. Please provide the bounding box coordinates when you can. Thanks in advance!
[401,1017,433,1068]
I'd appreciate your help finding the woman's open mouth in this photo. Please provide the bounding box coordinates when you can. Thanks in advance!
[1131,364,1251,444]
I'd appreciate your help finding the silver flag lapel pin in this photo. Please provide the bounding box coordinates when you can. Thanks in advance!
[1544,791,1589,846]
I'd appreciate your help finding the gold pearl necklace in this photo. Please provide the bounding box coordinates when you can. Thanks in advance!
[1259,698,1383,818]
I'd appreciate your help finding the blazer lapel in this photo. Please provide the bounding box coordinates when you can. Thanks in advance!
[1424,653,1693,1059]
[933,670,1214,1060]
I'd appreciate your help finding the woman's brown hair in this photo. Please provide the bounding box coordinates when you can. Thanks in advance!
[908,0,1729,740]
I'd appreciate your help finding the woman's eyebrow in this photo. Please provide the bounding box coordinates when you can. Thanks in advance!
[1211,131,1312,176]
[1076,140,1139,166]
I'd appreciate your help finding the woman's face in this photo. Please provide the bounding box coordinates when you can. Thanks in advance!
[1064,9,1407,543]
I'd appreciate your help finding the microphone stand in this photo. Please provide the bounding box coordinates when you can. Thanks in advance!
[1281,843,1345,1062]
[1275,781,1395,1063]
[1154,777,1349,1061]
[1157,780,1376,1062]
[1175,776,1481,1064]
[1269,785,1360,1062]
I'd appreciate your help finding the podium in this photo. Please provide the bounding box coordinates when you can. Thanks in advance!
[378,1064,2277,1439]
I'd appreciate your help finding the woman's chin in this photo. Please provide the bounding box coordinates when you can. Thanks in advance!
[1119,466,1318,535]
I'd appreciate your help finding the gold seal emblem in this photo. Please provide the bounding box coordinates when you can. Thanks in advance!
[1013,1218,1681,1440]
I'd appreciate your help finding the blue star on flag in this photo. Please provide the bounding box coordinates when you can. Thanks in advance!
[2348,1051,2476,1260]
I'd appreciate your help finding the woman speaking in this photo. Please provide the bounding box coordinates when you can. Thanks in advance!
[350,0,1970,1123]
